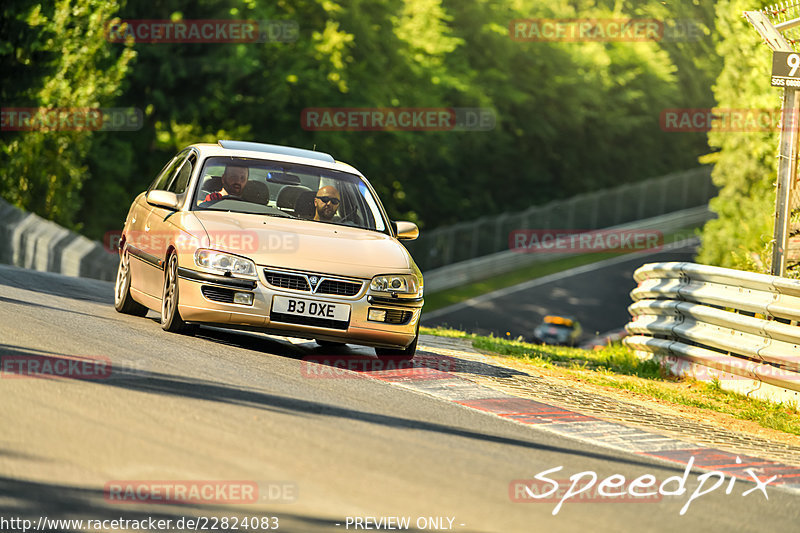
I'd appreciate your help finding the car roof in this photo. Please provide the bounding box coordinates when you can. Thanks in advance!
[541,315,578,327]
[189,140,364,176]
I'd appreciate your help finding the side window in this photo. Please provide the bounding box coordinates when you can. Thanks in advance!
[167,153,196,195]
[149,151,189,192]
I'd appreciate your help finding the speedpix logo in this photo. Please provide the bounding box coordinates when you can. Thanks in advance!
[511,457,776,515]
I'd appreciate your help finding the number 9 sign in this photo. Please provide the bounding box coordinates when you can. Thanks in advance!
[788,53,800,77]
[773,51,800,79]
[771,51,800,86]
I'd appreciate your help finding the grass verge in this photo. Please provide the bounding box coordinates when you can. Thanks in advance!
[421,326,800,436]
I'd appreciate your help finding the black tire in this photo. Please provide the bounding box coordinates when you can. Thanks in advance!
[161,253,197,335]
[114,250,148,316]
[316,339,346,348]
[375,325,418,360]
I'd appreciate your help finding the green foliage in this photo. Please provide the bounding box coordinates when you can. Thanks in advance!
[696,0,788,274]
[471,334,665,379]
[2,0,722,240]
[0,0,134,228]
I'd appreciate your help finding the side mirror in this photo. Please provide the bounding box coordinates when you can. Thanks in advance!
[146,190,179,210]
[394,221,419,241]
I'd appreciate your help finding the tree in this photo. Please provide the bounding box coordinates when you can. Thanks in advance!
[0,0,134,229]
[696,0,784,274]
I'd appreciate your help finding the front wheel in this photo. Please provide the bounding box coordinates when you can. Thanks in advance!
[161,253,196,335]
[114,250,148,316]
[375,324,418,360]
[316,339,346,348]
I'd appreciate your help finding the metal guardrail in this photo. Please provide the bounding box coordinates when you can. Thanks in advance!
[423,206,712,294]
[623,262,800,397]
[406,166,716,271]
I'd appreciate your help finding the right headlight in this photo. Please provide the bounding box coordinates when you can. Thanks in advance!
[194,249,257,278]
[369,274,420,295]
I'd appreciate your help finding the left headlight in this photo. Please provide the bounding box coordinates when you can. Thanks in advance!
[369,274,420,295]
[194,249,257,278]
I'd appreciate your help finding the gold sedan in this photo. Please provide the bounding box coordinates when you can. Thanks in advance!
[114,140,423,358]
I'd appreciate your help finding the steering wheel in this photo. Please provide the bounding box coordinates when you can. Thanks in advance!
[338,209,361,225]
[201,194,247,207]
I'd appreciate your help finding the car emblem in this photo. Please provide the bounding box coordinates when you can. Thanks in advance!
[308,276,319,290]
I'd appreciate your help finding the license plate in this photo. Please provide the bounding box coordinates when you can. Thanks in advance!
[271,296,350,321]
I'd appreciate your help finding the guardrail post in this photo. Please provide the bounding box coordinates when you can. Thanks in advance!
[772,86,800,276]
[471,218,483,259]
[495,212,509,253]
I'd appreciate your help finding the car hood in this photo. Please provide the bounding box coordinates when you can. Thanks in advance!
[190,211,413,278]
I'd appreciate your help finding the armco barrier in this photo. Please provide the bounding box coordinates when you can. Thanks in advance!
[0,198,117,280]
[423,206,713,294]
[405,166,716,271]
[624,261,800,405]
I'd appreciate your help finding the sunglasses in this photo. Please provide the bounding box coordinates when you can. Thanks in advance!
[316,196,340,205]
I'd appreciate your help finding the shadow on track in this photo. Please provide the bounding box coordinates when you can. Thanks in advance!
[0,345,685,474]
[0,475,339,532]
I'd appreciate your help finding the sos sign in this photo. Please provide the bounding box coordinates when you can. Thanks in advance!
[772,51,800,87]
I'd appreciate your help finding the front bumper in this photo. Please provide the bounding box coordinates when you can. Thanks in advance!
[175,267,422,349]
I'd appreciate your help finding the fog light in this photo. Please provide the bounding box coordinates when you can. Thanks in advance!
[234,292,254,305]
[368,308,387,322]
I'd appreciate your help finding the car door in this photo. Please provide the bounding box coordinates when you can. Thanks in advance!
[130,150,190,298]
[143,150,197,299]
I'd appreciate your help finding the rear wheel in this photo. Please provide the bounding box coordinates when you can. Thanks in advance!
[161,253,197,335]
[114,250,148,316]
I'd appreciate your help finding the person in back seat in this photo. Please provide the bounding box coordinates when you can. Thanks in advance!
[240,181,270,205]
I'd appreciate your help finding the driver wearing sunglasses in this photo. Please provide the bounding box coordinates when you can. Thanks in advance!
[314,185,341,222]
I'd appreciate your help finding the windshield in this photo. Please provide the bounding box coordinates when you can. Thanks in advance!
[192,156,389,233]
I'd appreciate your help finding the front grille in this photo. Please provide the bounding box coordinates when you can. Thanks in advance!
[270,312,349,330]
[264,271,310,291]
[384,309,413,324]
[201,286,237,303]
[317,279,362,296]
[263,268,363,296]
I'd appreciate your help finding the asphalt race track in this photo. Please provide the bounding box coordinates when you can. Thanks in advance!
[423,240,700,342]
[1,263,799,532]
